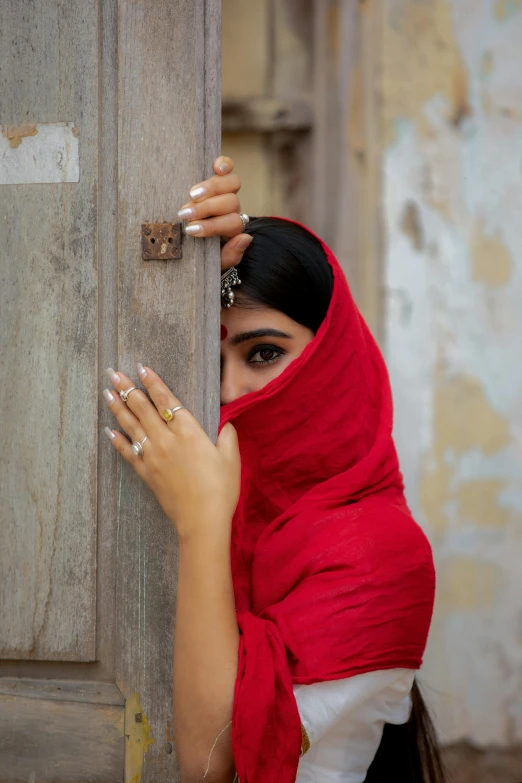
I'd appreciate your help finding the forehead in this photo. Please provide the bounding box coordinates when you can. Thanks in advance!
[220,304,292,333]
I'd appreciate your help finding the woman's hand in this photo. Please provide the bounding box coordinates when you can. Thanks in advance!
[103,364,241,542]
[177,155,253,270]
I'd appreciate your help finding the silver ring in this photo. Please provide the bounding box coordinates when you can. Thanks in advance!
[162,405,185,422]
[239,213,249,232]
[131,436,148,457]
[120,386,138,403]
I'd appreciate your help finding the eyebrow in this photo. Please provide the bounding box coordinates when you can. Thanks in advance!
[229,328,293,346]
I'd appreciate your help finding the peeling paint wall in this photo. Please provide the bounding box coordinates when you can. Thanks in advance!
[382,0,522,745]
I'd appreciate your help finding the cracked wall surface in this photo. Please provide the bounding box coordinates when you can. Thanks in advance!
[382,0,522,745]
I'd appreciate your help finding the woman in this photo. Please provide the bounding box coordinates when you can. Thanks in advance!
[102,157,445,783]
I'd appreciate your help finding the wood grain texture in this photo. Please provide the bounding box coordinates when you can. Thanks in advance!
[96,0,120,687]
[0,679,124,782]
[0,0,98,661]
[1,0,222,778]
[114,1,221,779]
[0,678,124,706]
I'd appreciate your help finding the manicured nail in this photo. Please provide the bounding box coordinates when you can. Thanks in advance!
[177,206,195,219]
[218,162,229,173]
[105,367,120,384]
[103,388,115,404]
[137,362,147,379]
[237,235,253,251]
[189,186,206,200]
[104,427,115,441]
[184,223,203,235]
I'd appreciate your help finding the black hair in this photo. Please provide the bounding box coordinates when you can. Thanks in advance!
[232,216,447,783]
[364,680,447,783]
[234,217,333,333]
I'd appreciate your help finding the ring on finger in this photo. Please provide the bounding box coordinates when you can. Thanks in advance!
[239,213,249,231]
[162,405,185,422]
[131,436,148,457]
[120,386,138,403]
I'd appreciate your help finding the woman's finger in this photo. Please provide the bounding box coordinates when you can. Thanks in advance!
[103,387,149,443]
[213,155,234,176]
[105,368,166,440]
[104,427,149,477]
[184,213,246,238]
[136,364,195,431]
[188,172,241,202]
[177,193,240,223]
[221,234,253,270]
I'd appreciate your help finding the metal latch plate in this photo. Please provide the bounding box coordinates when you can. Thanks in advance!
[141,222,182,260]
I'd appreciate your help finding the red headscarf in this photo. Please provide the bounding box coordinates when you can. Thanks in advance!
[218,219,435,783]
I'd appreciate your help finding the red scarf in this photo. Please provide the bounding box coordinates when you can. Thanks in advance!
[219,220,435,782]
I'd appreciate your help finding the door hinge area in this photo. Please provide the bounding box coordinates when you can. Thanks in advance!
[141,222,182,260]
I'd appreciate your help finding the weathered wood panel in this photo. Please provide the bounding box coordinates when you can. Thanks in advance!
[1,0,222,778]
[0,677,124,705]
[0,679,124,782]
[0,0,98,660]
[114,1,221,779]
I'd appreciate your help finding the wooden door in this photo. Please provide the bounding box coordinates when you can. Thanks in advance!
[0,1,221,780]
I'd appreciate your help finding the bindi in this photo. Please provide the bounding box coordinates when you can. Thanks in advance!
[220,325,228,341]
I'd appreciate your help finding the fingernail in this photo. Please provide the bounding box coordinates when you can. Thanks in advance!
[237,235,253,251]
[103,388,115,404]
[177,206,195,219]
[104,427,115,441]
[189,186,206,200]
[218,162,229,173]
[184,223,202,235]
[105,367,120,384]
[137,362,147,379]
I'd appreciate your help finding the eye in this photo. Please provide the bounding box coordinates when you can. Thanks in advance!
[248,344,285,366]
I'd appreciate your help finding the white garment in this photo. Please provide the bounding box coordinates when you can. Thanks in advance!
[294,668,416,783]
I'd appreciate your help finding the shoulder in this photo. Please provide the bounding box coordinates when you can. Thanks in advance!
[272,492,434,579]
[324,496,436,606]
[336,495,435,572]
[253,493,435,605]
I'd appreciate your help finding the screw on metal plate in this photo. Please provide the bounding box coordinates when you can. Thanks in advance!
[141,222,182,260]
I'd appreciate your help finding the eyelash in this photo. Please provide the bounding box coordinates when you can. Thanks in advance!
[247,344,285,366]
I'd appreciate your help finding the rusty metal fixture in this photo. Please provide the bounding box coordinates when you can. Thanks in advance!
[141,222,182,260]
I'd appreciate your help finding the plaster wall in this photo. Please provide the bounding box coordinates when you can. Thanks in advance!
[382,0,522,745]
